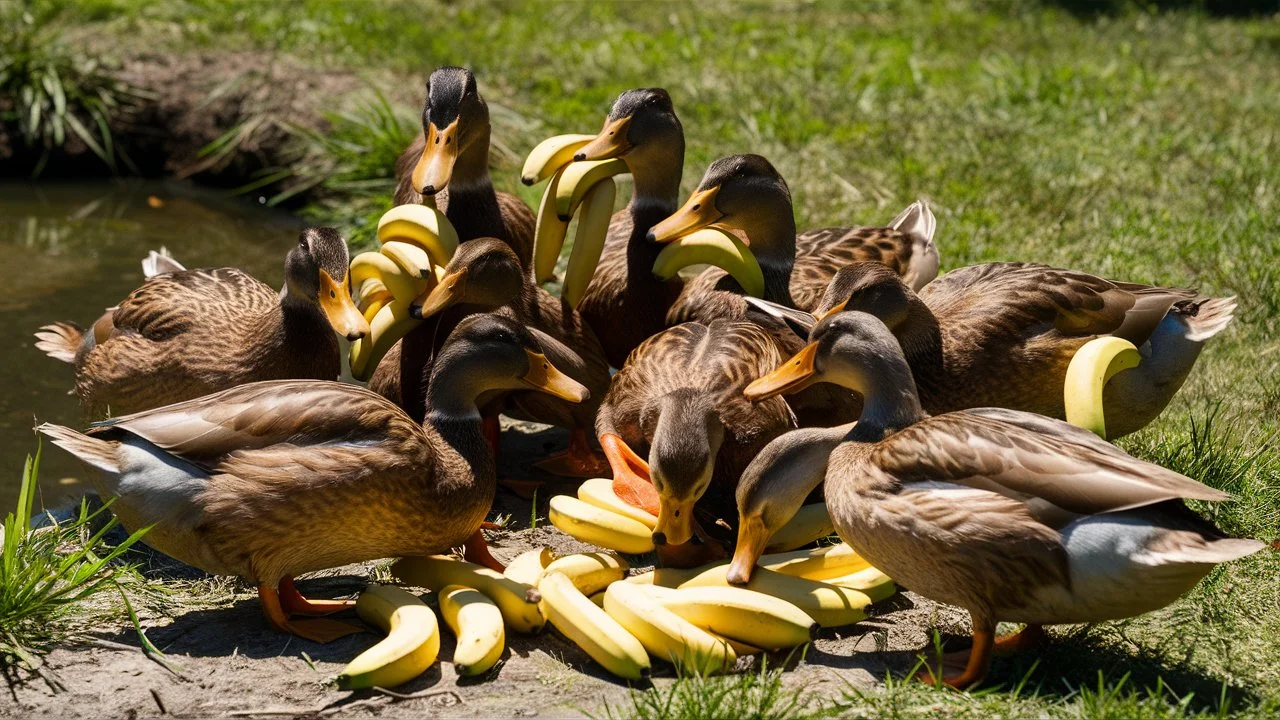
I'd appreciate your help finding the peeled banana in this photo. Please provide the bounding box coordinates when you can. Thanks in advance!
[680,565,872,628]
[652,228,766,298]
[1064,336,1141,438]
[349,300,418,381]
[522,134,596,186]
[553,158,629,220]
[337,584,439,690]
[765,503,835,552]
[539,572,650,681]
[604,581,735,676]
[541,552,628,596]
[391,555,545,634]
[642,585,816,651]
[377,204,459,268]
[548,495,655,555]
[503,547,556,587]
[561,178,615,309]
[577,478,658,530]
[438,585,505,677]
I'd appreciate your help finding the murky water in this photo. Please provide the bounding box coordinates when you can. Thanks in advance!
[0,180,302,510]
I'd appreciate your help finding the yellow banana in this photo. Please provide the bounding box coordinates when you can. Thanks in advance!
[522,133,595,186]
[561,178,615,310]
[360,293,393,324]
[554,158,628,220]
[652,228,766,298]
[577,478,658,530]
[337,584,439,690]
[539,572,650,681]
[350,251,429,305]
[709,632,762,657]
[438,585,504,677]
[541,552,628,596]
[680,565,872,628]
[823,565,898,603]
[764,502,835,552]
[548,495,655,555]
[532,168,571,283]
[377,204,459,268]
[1064,336,1141,438]
[503,547,556,587]
[390,555,545,634]
[641,585,816,651]
[348,300,418,382]
[603,581,735,675]
[379,240,435,280]
[762,543,870,581]
[625,566,706,588]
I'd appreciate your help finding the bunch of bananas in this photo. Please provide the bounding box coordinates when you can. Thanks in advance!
[547,477,833,555]
[348,204,460,380]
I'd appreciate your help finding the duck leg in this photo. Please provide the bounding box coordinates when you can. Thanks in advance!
[600,433,660,516]
[993,624,1046,654]
[535,428,611,478]
[278,576,355,616]
[463,528,506,572]
[916,614,994,689]
[258,585,363,644]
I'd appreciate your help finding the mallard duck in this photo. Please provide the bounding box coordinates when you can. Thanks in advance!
[40,314,589,643]
[731,311,1262,687]
[393,66,535,266]
[34,228,369,417]
[774,261,1236,439]
[596,319,796,566]
[568,88,688,367]
[411,238,611,476]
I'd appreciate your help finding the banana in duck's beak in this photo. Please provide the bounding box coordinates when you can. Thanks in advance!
[573,115,633,161]
[652,495,696,547]
[647,186,723,243]
[410,267,467,320]
[520,350,590,403]
[411,120,460,197]
[318,270,370,341]
[726,515,769,586]
[744,342,820,401]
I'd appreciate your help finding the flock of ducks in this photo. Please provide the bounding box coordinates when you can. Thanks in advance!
[32,66,1261,688]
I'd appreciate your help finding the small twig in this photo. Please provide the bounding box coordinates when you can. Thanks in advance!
[150,687,167,715]
[372,687,462,704]
[227,688,462,717]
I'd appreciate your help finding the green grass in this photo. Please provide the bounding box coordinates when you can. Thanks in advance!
[10,0,1280,715]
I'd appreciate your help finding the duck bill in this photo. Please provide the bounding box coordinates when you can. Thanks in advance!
[648,186,722,243]
[575,115,633,160]
[726,515,768,586]
[744,343,820,401]
[411,120,459,196]
[816,299,848,322]
[410,267,467,320]
[318,270,370,341]
[521,350,590,403]
[654,495,696,547]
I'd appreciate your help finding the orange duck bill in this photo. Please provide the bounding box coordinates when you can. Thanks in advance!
[743,342,820,401]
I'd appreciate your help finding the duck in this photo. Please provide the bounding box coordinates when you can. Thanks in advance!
[596,319,796,566]
[410,238,611,477]
[39,314,589,643]
[773,260,1236,439]
[34,228,369,417]
[730,311,1262,688]
[567,88,688,368]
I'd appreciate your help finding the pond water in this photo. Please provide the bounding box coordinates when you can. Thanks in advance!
[0,180,302,510]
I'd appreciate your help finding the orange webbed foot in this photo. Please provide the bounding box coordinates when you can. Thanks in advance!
[463,528,506,572]
[536,429,611,478]
[259,585,363,644]
[993,624,1046,655]
[914,629,993,690]
[600,433,659,516]
[278,577,356,617]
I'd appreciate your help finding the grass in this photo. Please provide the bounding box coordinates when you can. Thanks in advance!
[6,0,1280,716]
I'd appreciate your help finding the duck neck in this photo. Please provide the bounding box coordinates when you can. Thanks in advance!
[649,392,724,472]
[747,208,797,306]
[893,304,945,399]
[848,355,926,442]
[422,356,498,501]
[443,130,505,242]
[274,288,338,362]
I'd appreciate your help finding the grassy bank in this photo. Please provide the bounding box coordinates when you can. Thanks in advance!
[5,0,1279,716]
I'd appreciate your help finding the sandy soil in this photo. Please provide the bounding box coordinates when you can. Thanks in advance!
[3,421,969,719]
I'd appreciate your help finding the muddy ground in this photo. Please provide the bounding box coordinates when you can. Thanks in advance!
[3,420,971,720]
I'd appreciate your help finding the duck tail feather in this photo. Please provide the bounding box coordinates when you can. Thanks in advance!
[33,322,84,364]
[37,423,120,474]
[1178,296,1236,342]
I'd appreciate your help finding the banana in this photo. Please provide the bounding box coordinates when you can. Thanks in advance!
[625,566,706,588]
[641,585,816,651]
[709,632,762,657]
[577,478,658,530]
[561,178,615,309]
[539,572,650,681]
[377,204,459,267]
[532,168,571,283]
[589,591,606,607]
[438,585,505,676]
[356,278,394,323]
[522,133,596,186]
[1064,336,1141,438]
[390,555,545,634]
[603,581,735,675]
[503,547,556,587]
[548,495,655,555]
[379,239,436,280]
[349,300,418,381]
[823,565,898,603]
[337,584,439,690]
[764,502,835,552]
[554,158,629,220]
[360,293,393,324]
[350,251,429,305]
[652,228,766,298]
[541,552,628,596]
[762,543,870,581]
[679,565,872,628]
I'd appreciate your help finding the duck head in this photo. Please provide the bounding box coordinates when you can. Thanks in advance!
[411,66,490,197]
[411,239,524,320]
[284,227,369,341]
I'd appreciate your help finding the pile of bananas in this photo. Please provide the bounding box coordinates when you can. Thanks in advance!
[348,205,460,380]
[547,477,834,555]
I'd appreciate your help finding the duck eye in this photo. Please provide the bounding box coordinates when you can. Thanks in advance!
[330,290,336,299]
[692,204,700,211]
